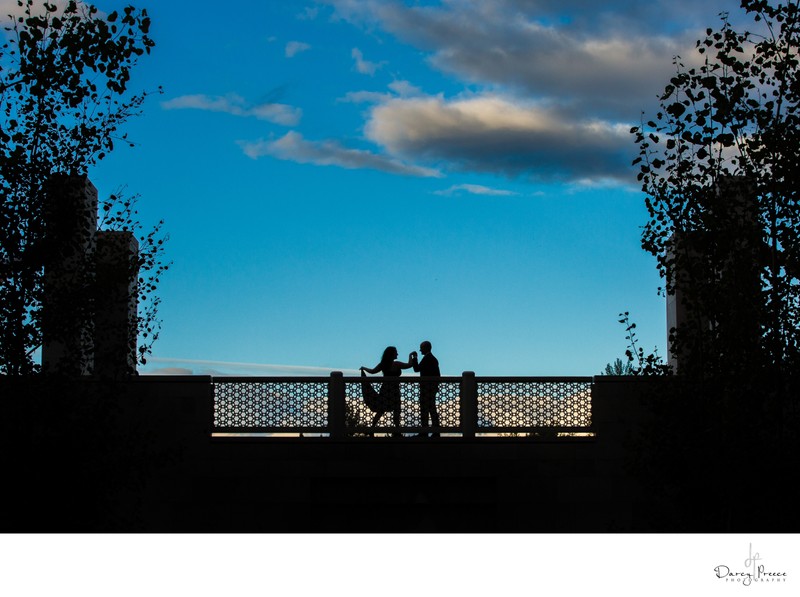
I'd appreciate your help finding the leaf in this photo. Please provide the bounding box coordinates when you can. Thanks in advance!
[701,76,717,89]
[667,102,686,118]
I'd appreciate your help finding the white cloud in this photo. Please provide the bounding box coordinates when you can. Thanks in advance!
[238,131,443,178]
[162,94,301,126]
[285,41,311,58]
[364,94,632,182]
[434,184,519,197]
[351,47,385,75]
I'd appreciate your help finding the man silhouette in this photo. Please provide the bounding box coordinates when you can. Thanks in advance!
[411,340,440,438]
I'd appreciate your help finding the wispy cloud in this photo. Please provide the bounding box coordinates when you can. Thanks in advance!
[162,93,302,126]
[285,41,311,57]
[297,6,319,20]
[434,184,519,197]
[340,90,392,104]
[388,80,422,97]
[142,357,360,376]
[339,79,424,104]
[351,47,385,75]
[146,367,194,375]
[238,131,443,178]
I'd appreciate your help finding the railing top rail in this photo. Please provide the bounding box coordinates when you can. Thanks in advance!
[212,376,334,383]
[342,375,464,382]
[474,376,592,383]
[211,375,593,383]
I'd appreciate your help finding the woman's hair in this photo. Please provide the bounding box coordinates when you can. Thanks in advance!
[380,346,397,370]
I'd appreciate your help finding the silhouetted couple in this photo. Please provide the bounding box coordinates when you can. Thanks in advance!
[360,341,441,438]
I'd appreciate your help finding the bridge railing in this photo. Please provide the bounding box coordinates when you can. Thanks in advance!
[212,372,593,438]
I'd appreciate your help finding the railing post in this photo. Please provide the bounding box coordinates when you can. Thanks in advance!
[328,371,346,439]
[460,371,477,438]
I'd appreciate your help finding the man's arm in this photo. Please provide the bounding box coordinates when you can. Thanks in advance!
[410,352,421,373]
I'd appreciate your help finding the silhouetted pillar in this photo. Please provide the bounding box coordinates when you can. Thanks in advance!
[714,177,762,360]
[42,175,98,376]
[460,371,477,438]
[328,371,346,439]
[666,177,761,373]
[665,232,694,373]
[94,231,139,378]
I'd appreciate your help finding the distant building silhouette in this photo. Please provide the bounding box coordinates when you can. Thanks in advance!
[666,176,762,372]
[42,175,139,377]
[42,175,98,375]
[95,230,139,377]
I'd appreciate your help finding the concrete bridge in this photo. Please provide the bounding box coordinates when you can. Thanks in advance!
[2,374,653,532]
[6,372,793,532]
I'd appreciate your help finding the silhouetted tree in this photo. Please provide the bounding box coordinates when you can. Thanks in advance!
[630,0,800,530]
[632,0,800,375]
[0,0,166,375]
[603,358,634,376]
[0,2,172,530]
[618,310,668,375]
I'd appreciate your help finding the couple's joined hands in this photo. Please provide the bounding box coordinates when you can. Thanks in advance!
[361,352,417,373]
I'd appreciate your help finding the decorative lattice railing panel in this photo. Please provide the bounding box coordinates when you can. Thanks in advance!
[211,375,594,437]
[344,378,462,432]
[214,378,329,432]
[477,378,592,431]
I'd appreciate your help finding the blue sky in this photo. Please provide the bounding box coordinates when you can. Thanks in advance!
[8,0,744,375]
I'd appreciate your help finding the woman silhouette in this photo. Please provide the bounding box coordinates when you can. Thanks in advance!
[360,346,413,437]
